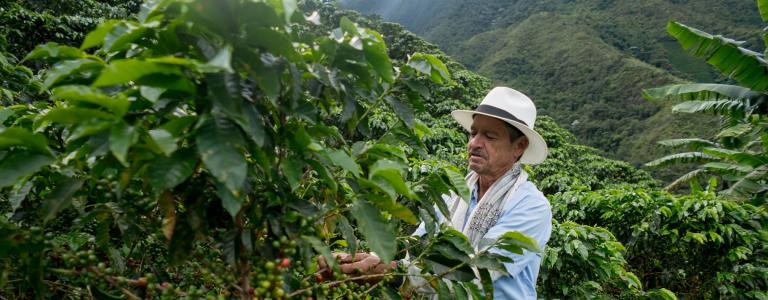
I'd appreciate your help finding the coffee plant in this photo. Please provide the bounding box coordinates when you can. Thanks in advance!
[0,0,542,298]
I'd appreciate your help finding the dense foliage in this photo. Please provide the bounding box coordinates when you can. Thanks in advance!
[0,0,766,299]
[0,0,541,299]
[0,0,142,59]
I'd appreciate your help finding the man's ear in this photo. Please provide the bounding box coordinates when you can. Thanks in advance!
[515,136,529,158]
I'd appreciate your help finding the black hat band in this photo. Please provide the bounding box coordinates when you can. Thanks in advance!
[474,104,528,127]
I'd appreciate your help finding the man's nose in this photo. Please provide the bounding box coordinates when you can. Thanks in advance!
[468,134,482,150]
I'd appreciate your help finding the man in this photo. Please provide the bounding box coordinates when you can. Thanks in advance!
[333,87,552,299]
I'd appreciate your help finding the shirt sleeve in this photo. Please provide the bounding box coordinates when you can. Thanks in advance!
[483,185,552,278]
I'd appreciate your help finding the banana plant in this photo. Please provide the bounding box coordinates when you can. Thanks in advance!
[644,0,768,202]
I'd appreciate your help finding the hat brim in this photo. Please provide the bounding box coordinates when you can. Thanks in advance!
[451,109,548,165]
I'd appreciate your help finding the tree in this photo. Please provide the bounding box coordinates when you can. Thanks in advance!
[644,0,768,203]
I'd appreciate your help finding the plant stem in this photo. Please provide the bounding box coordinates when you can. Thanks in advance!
[287,272,412,298]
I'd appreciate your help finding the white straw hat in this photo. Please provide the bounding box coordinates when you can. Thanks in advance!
[451,87,548,164]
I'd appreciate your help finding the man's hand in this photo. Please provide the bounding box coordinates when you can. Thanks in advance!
[317,252,397,282]
[338,253,396,275]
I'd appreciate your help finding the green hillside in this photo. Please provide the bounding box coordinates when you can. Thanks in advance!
[340,0,762,166]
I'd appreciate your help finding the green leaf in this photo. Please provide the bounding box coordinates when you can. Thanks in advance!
[645,152,718,168]
[66,121,113,142]
[339,17,359,36]
[368,159,415,199]
[454,283,469,300]
[408,53,451,84]
[39,107,116,128]
[140,86,166,103]
[196,118,247,197]
[0,108,14,125]
[494,231,542,254]
[463,282,484,300]
[280,158,304,191]
[479,268,494,299]
[440,228,475,255]
[0,127,51,154]
[147,148,197,190]
[327,149,361,177]
[664,168,707,191]
[362,29,394,83]
[204,46,234,73]
[657,138,717,150]
[380,287,402,300]
[716,123,753,139]
[384,95,414,128]
[41,178,85,223]
[351,199,396,263]
[444,166,470,203]
[137,74,196,94]
[81,20,119,49]
[108,248,126,274]
[9,181,33,212]
[0,151,53,188]
[93,60,183,87]
[250,61,281,101]
[109,122,139,166]
[437,280,452,300]
[281,0,297,22]
[646,288,678,300]
[103,21,149,52]
[367,194,417,224]
[671,100,746,115]
[472,253,511,275]
[52,85,130,117]
[725,164,768,199]
[304,235,336,269]
[160,116,196,137]
[643,84,760,102]
[215,179,243,218]
[149,129,178,156]
[307,159,337,192]
[44,59,103,88]
[667,21,768,91]
[24,42,85,62]
[685,232,707,244]
[702,162,752,175]
[207,72,242,120]
[241,104,267,147]
[432,243,471,262]
[337,216,358,256]
[247,28,297,59]
[242,2,284,28]
[759,0,768,22]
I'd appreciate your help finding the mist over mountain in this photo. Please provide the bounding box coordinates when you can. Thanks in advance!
[340,0,763,167]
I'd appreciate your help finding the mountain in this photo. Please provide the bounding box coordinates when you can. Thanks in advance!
[339,0,763,167]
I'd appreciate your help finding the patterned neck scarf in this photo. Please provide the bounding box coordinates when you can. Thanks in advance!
[449,163,526,247]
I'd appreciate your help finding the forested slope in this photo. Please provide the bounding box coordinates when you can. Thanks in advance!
[341,0,762,166]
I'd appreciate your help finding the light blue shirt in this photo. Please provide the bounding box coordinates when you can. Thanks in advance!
[414,180,552,299]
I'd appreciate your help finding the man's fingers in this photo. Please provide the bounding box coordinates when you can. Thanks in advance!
[317,255,326,269]
[339,255,382,274]
[339,261,362,274]
[338,252,370,263]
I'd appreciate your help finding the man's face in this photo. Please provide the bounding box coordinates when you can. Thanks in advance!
[467,115,528,176]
